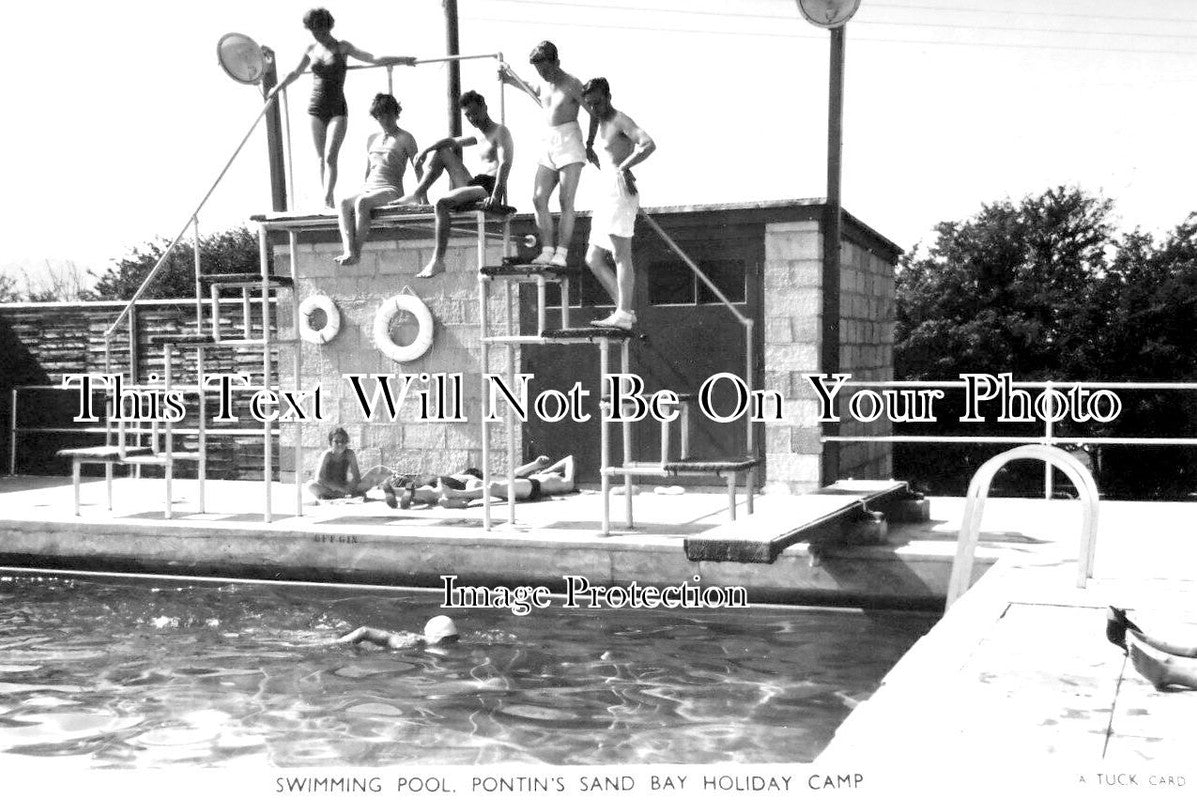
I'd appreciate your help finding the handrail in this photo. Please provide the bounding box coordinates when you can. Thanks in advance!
[104,50,513,345]
[945,444,1099,610]
[102,95,281,340]
[636,211,758,508]
[638,212,751,327]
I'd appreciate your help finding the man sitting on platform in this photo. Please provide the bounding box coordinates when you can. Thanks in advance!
[394,90,514,278]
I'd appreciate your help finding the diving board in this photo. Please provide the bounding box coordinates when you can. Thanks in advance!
[684,479,913,564]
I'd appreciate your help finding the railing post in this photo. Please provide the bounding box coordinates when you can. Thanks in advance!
[9,388,17,475]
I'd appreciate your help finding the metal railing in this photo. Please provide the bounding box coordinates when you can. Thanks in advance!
[822,379,1197,498]
[945,445,1099,610]
[7,385,280,477]
[102,51,511,373]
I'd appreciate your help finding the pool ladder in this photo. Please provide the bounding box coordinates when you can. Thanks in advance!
[945,444,1099,609]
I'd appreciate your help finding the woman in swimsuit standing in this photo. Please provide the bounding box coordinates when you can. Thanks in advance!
[271,8,417,208]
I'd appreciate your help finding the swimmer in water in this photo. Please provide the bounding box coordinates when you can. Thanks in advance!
[337,615,459,649]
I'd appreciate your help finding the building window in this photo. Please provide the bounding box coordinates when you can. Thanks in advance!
[649,258,746,306]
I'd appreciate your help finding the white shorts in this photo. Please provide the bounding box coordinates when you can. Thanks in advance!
[538,121,587,171]
[588,169,639,252]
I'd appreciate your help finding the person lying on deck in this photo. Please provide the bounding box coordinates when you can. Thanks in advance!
[378,455,576,510]
[338,615,459,649]
[1107,606,1197,690]
[305,427,391,501]
[437,455,576,509]
[379,468,485,508]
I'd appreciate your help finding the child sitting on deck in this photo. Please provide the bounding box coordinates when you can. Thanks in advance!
[305,427,391,501]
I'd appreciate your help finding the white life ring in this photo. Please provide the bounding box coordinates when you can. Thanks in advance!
[298,294,341,344]
[373,293,434,362]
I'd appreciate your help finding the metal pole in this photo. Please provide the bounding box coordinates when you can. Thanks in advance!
[281,88,295,208]
[444,0,462,136]
[497,54,506,129]
[820,25,846,487]
[9,389,17,475]
[260,47,289,211]
[192,217,203,334]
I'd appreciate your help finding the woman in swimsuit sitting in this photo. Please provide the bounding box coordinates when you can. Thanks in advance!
[271,7,417,208]
[335,93,420,265]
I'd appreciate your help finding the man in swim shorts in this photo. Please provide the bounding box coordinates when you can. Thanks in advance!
[435,455,576,509]
[396,91,515,278]
[499,41,590,268]
[580,78,656,330]
[335,94,420,266]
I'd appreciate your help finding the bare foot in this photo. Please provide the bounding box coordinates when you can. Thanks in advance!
[335,252,359,266]
[416,257,446,278]
[1129,634,1197,690]
[395,194,423,206]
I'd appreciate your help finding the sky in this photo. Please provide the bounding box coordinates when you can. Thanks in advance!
[4,0,1196,285]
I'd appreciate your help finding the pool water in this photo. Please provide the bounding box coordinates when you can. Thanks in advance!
[0,575,935,767]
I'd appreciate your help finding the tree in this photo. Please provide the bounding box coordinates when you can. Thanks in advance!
[893,188,1197,499]
[21,261,93,302]
[90,226,260,300]
[896,186,1112,380]
[0,273,20,303]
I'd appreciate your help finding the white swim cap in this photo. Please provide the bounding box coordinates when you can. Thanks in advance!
[424,615,458,643]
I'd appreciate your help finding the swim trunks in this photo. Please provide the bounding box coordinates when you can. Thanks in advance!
[588,167,639,252]
[309,49,348,122]
[526,478,543,501]
[538,121,587,171]
[468,173,497,196]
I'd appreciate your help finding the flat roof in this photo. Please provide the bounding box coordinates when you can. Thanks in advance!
[252,198,903,261]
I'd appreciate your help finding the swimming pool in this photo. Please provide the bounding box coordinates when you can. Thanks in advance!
[0,574,935,766]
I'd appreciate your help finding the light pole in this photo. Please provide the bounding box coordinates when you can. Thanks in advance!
[796,0,860,484]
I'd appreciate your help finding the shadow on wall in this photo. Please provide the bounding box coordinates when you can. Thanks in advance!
[0,314,56,475]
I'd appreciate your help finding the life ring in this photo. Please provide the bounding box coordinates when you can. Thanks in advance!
[298,294,341,344]
[373,293,434,362]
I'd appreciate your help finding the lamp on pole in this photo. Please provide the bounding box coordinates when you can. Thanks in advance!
[796,0,860,484]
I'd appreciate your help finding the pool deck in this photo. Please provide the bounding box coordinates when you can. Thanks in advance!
[2,474,1195,769]
[0,474,978,607]
[820,495,1197,772]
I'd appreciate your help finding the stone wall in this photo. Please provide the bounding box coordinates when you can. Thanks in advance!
[760,218,897,493]
[837,237,895,479]
[275,229,519,480]
[761,220,824,493]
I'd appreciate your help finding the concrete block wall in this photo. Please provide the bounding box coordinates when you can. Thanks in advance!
[276,232,519,480]
[762,220,824,494]
[837,237,895,479]
[761,220,896,493]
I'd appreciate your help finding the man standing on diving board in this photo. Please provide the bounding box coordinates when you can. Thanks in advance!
[580,78,656,330]
[499,41,590,268]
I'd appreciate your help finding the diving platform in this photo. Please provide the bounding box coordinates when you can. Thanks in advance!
[684,479,916,563]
